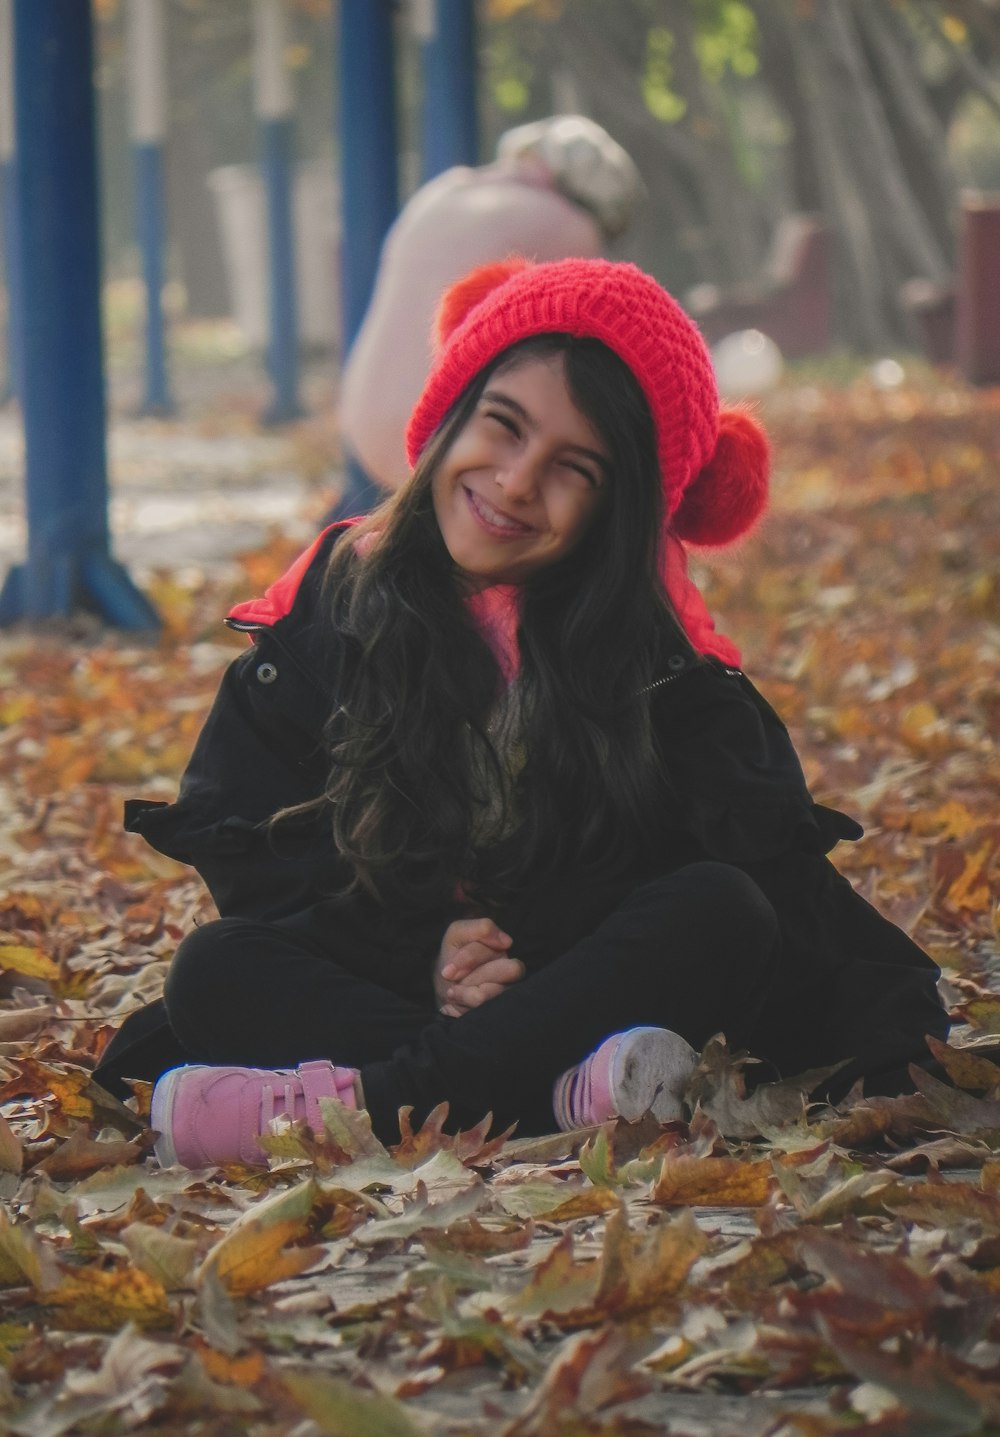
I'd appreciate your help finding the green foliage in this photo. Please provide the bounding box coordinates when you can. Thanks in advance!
[485,25,535,114]
[643,27,686,124]
[694,0,759,83]
[642,1,759,127]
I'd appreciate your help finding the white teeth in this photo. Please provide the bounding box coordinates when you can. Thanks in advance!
[470,490,528,531]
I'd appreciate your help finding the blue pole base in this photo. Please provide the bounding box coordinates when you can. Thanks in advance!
[0,550,160,631]
[261,394,305,427]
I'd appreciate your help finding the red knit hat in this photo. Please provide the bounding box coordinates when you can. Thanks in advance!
[405,257,769,547]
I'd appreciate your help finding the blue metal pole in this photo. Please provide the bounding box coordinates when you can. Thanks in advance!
[337,0,399,352]
[128,0,172,416]
[0,0,158,629]
[260,114,302,422]
[135,141,172,414]
[256,0,302,423]
[420,0,478,182]
[0,155,22,403]
[0,0,21,403]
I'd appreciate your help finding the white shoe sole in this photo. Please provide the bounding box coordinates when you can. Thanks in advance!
[149,1065,191,1167]
[609,1027,698,1122]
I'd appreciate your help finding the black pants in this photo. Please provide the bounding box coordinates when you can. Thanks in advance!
[95,861,779,1142]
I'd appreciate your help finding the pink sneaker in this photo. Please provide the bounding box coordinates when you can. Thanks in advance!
[552,1027,697,1131]
[150,1059,359,1168]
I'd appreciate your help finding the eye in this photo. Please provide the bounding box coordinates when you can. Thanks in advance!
[484,409,519,437]
[559,458,601,488]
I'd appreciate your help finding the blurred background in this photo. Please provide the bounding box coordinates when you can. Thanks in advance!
[1,0,1000,580]
[78,0,1000,377]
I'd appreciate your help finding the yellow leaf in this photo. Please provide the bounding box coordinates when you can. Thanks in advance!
[0,944,59,984]
[201,1217,321,1296]
[198,1179,321,1296]
[46,1264,173,1331]
[540,1186,622,1223]
[899,699,946,753]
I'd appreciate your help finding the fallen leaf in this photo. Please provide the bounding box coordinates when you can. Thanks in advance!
[651,1152,774,1207]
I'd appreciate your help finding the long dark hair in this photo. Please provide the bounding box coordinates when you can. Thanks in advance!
[318,334,695,908]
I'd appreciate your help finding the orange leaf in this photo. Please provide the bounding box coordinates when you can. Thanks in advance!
[194,1340,266,1387]
[651,1152,774,1207]
[925,1036,1000,1092]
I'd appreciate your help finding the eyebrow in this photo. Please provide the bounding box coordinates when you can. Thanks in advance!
[481,389,610,472]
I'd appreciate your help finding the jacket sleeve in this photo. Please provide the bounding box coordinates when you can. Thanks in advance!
[651,660,948,1090]
[124,627,339,921]
[651,658,862,864]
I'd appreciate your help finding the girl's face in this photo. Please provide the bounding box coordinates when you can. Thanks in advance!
[431,354,611,591]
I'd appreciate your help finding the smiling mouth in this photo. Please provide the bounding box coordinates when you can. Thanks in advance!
[464,487,534,537]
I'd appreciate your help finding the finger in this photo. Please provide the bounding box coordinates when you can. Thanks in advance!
[450,957,524,989]
[442,941,517,982]
[445,917,512,948]
[446,981,507,1010]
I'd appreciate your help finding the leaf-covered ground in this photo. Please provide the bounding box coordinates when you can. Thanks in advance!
[0,370,998,1435]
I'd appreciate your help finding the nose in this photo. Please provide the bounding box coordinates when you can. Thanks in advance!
[495,450,540,501]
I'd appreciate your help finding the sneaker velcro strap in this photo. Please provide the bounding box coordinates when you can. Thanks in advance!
[297,1060,357,1131]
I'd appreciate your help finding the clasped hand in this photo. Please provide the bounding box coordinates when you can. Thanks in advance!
[434,916,524,1017]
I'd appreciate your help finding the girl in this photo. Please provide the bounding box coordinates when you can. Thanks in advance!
[94,258,948,1167]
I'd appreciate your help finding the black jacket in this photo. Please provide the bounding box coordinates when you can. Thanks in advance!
[125,526,948,1092]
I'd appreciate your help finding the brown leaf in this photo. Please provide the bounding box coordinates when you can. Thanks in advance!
[651,1151,774,1208]
[506,1326,651,1436]
[925,1035,1000,1092]
[503,1231,602,1322]
[594,1206,708,1317]
[886,1178,1000,1235]
[0,1111,23,1174]
[35,1125,155,1181]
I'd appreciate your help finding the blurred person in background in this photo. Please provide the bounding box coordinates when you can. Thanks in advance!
[330,115,644,520]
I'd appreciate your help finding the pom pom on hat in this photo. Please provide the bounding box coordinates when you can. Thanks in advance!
[434,258,531,349]
[673,408,769,547]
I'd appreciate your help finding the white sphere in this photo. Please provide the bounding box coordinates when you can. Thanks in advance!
[711,329,784,397]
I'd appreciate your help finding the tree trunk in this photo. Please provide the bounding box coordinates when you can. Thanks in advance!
[853,0,957,257]
[784,3,893,347]
[818,0,951,283]
[751,1,824,212]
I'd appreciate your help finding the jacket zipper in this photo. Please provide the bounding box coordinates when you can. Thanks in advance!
[640,662,742,696]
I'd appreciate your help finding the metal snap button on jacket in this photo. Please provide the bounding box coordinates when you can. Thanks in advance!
[256,662,279,685]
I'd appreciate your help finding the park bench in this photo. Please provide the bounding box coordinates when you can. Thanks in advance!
[685,212,831,359]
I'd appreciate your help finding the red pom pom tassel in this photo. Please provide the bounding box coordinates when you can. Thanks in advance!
[673,407,769,547]
[433,258,532,350]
